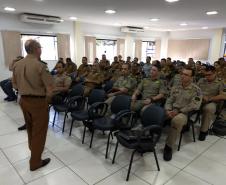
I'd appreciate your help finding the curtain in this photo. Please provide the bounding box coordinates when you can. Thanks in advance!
[85,36,96,63]
[117,39,125,58]
[57,34,71,60]
[168,39,210,60]
[1,31,22,66]
[135,39,142,60]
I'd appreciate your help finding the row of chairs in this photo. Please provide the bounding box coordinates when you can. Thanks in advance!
[50,83,167,181]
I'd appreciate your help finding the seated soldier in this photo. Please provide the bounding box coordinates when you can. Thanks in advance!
[197,65,225,141]
[76,57,91,82]
[105,63,135,107]
[131,64,166,114]
[0,56,23,101]
[51,61,72,105]
[64,57,77,75]
[83,63,104,96]
[163,66,202,161]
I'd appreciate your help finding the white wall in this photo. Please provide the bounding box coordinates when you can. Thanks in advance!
[0,12,74,80]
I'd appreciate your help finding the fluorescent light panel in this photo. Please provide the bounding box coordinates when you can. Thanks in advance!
[150,18,160,22]
[4,7,16,11]
[165,0,180,3]
[70,17,77,20]
[206,11,218,15]
[105,10,116,14]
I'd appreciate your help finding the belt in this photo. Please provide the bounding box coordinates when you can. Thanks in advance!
[21,95,46,98]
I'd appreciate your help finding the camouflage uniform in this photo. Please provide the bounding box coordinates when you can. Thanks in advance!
[83,72,104,96]
[77,64,91,78]
[165,83,202,148]
[105,75,135,109]
[131,78,166,112]
[197,78,224,132]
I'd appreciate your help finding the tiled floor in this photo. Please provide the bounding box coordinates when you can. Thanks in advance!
[0,91,225,185]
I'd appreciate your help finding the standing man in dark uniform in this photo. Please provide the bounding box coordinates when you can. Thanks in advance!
[12,39,54,171]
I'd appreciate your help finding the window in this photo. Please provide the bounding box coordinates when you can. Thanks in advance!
[96,39,117,62]
[141,41,156,62]
[21,34,58,60]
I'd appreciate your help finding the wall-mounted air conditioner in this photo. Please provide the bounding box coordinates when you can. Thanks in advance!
[120,26,144,33]
[20,13,62,24]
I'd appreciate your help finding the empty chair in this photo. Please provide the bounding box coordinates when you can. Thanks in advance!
[90,95,134,159]
[69,89,107,139]
[112,104,165,181]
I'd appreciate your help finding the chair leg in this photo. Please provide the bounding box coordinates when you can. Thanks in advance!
[178,132,183,151]
[153,148,160,171]
[52,111,57,127]
[89,130,95,148]
[69,119,74,136]
[112,141,119,164]
[82,126,86,144]
[110,132,114,140]
[62,112,67,133]
[191,123,196,142]
[126,150,136,181]
[105,131,112,159]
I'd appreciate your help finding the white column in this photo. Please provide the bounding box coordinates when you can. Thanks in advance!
[125,33,134,58]
[209,28,223,63]
[74,21,84,66]
[160,32,169,59]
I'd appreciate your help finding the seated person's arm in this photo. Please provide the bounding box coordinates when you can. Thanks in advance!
[131,89,140,101]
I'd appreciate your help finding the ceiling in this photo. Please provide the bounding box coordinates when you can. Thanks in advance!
[0,0,226,31]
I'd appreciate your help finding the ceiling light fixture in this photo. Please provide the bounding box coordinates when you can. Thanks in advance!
[150,18,160,22]
[165,0,180,3]
[180,23,187,26]
[206,11,218,15]
[4,7,16,12]
[69,17,77,20]
[202,26,208,29]
[105,10,116,14]
[144,26,150,29]
[114,23,121,26]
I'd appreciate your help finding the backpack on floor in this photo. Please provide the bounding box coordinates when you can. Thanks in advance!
[210,118,226,136]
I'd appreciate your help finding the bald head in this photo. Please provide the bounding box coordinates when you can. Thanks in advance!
[25,39,41,55]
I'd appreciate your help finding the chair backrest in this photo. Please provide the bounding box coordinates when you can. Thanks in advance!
[88,89,106,105]
[141,105,165,127]
[69,83,84,97]
[111,95,131,114]
[103,80,114,92]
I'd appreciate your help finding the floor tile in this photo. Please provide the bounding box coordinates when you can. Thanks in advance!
[167,138,216,169]
[27,167,87,185]
[0,164,24,185]
[13,152,64,183]
[129,154,180,185]
[202,138,226,166]
[0,131,27,149]
[3,142,30,163]
[0,115,19,135]
[165,171,211,185]
[95,168,149,185]
[69,154,123,184]
[184,155,226,185]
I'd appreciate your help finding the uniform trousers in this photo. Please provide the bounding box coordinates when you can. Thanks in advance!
[166,113,188,148]
[20,96,49,170]
[0,78,16,99]
[201,102,216,132]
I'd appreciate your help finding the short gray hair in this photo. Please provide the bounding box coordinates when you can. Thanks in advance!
[24,39,41,54]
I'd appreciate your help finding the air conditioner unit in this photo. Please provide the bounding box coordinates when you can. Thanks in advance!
[120,26,144,33]
[20,13,62,24]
